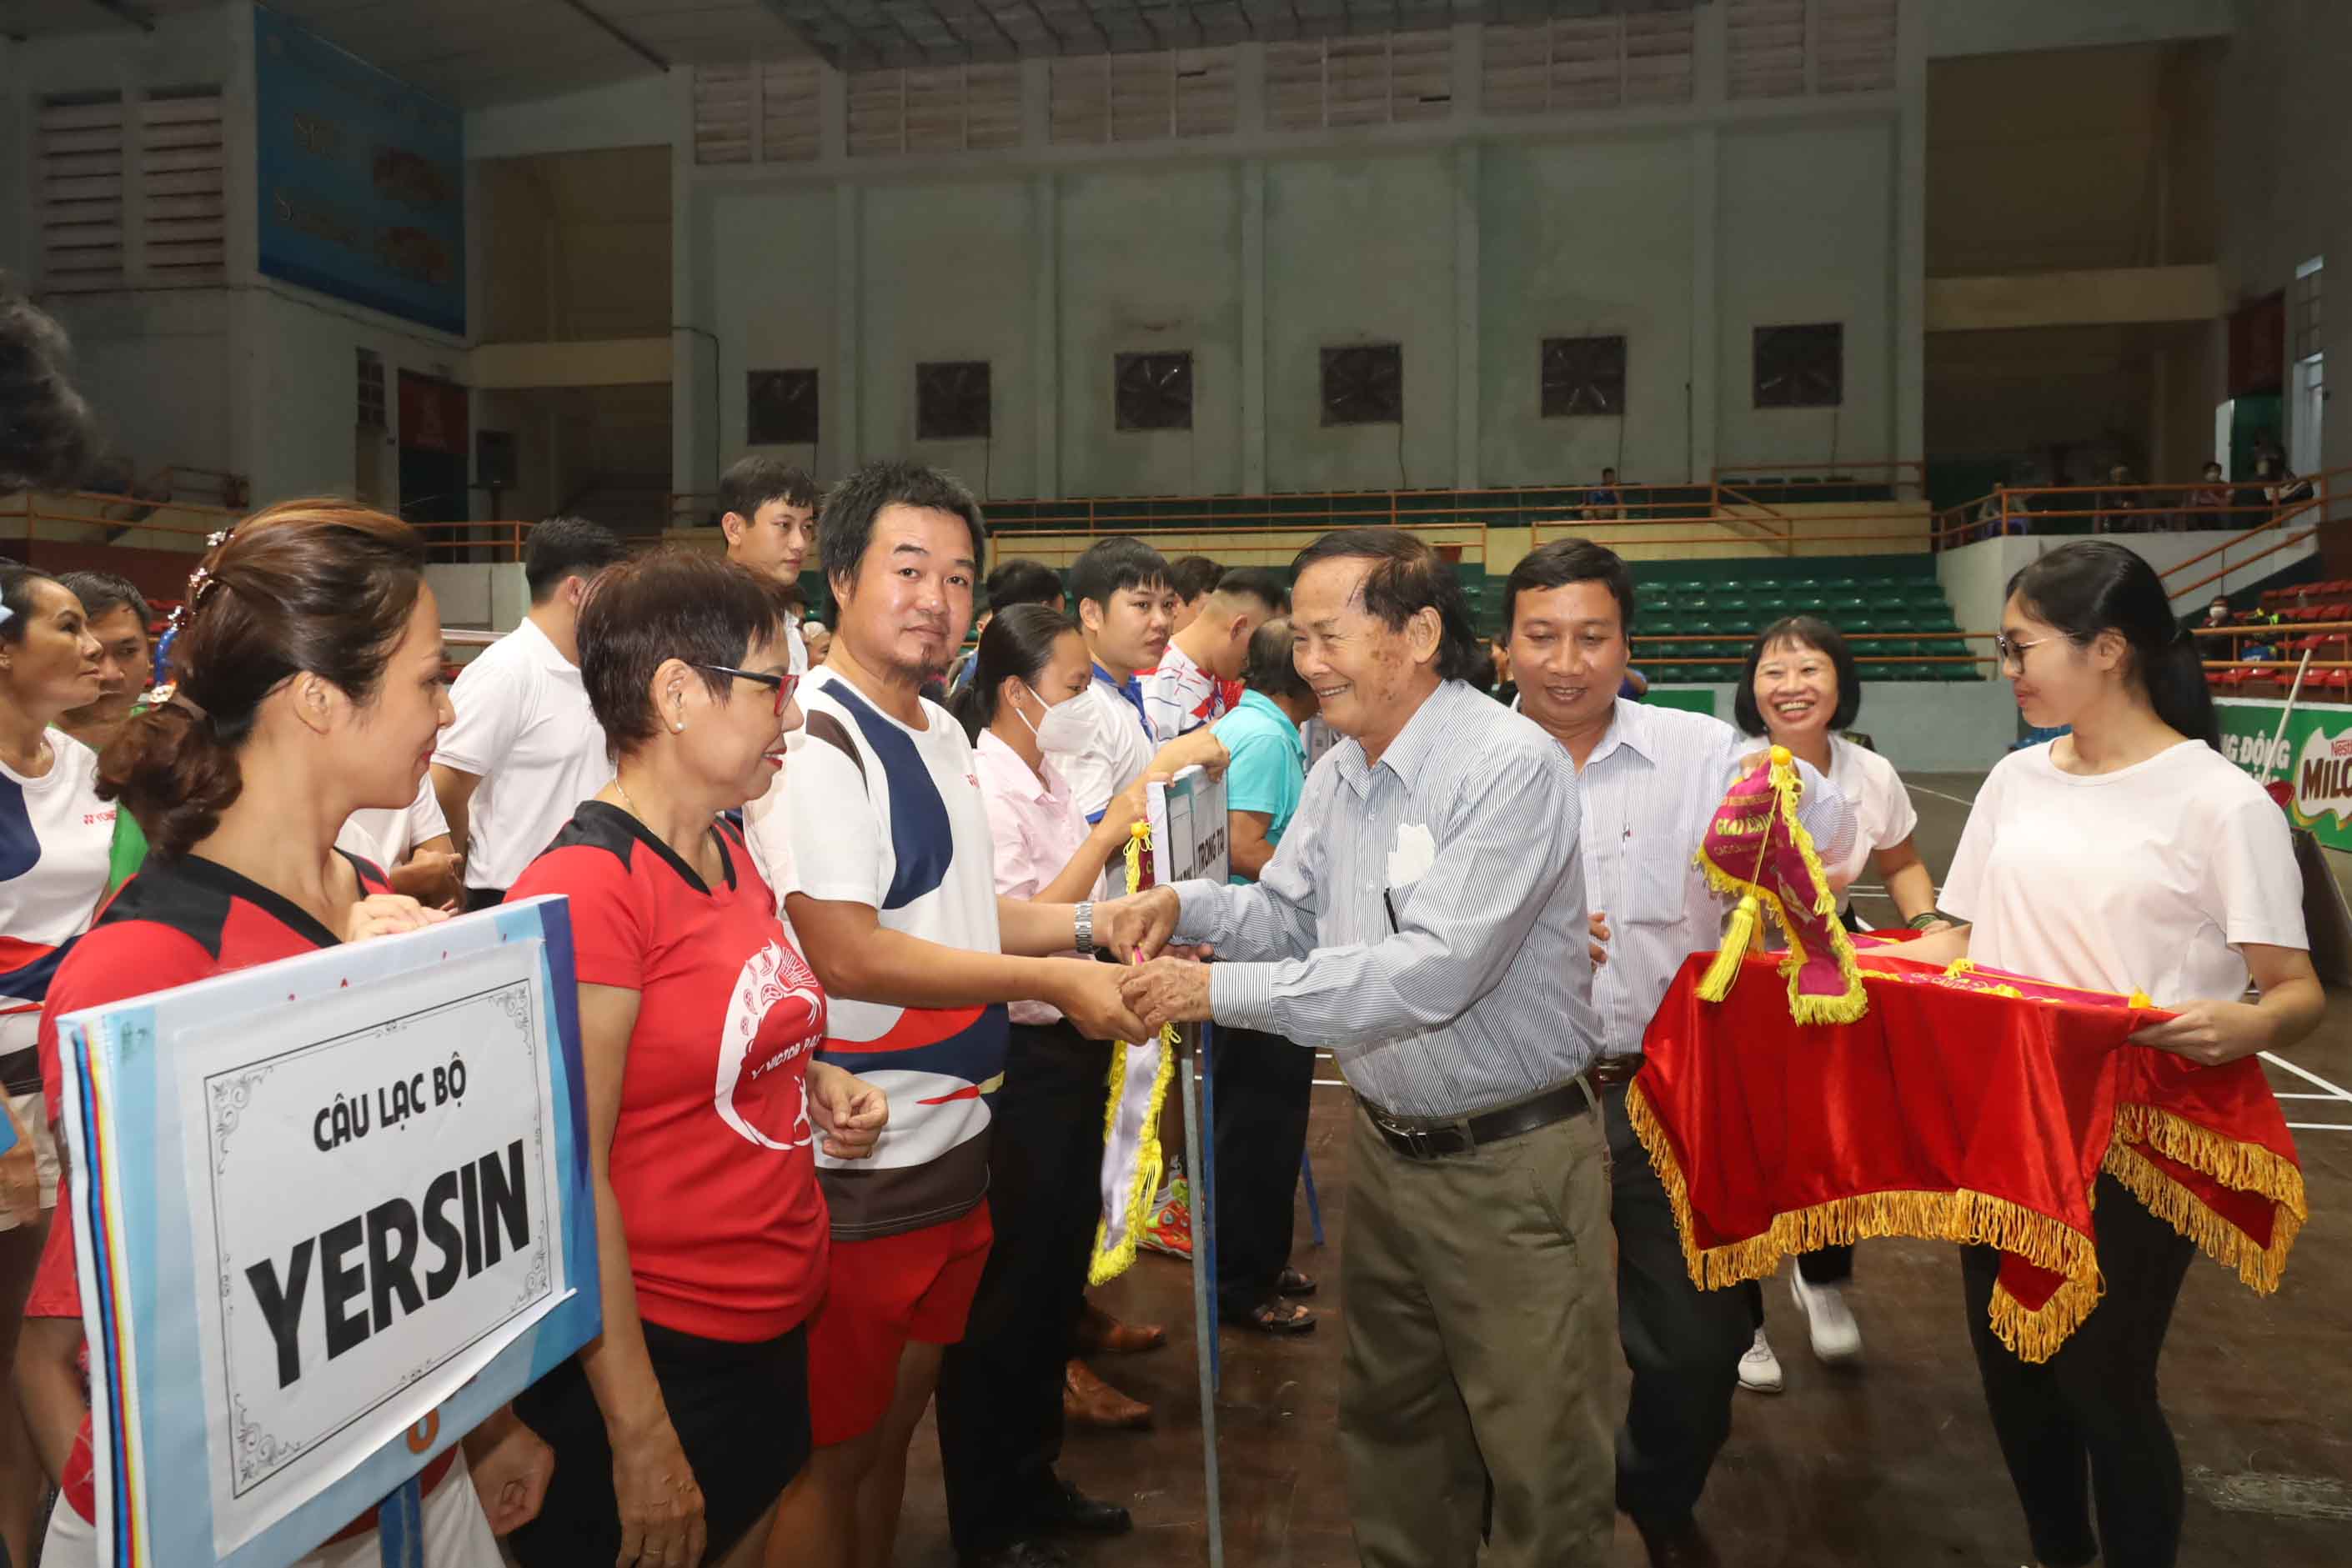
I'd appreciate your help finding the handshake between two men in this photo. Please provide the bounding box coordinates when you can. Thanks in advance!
[1053,885,1211,1041]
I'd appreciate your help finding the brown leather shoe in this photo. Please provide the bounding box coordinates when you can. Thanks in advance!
[1063,1360,1152,1430]
[1076,1303,1166,1355]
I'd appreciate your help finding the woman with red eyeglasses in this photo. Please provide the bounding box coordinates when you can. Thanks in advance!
[502,549,888,1568]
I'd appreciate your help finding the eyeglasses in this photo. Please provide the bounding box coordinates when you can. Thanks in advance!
[1993,634,2053,674]
[694,664,799,715]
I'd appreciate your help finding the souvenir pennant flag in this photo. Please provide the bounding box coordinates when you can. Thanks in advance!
[1692,744,1867,1026]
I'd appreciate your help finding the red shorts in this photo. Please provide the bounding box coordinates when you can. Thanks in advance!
[806,1201,993,1447]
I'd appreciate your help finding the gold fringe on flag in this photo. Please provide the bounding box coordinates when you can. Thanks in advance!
[2105,1102,2307,1294]
[1087,822,1181,1287]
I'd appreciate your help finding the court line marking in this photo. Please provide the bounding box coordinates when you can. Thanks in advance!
[2275,1092,2346,1100]
[2262,1050,2352,1105]
[2284,1123,2352,1133]
[1908,784,1980,809]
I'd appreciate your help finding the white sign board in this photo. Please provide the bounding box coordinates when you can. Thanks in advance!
[56,896,600,1567]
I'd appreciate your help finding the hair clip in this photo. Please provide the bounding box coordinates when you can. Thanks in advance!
[206,529,230,549]
[151,681,210,725]
[0,604,12,629]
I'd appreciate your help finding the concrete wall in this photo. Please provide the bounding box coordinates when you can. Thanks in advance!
[1935,526,2319,638]
[1923,0,2231,59]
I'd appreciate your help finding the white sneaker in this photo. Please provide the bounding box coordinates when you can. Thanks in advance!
[1738,1328,1783,1394]
[1790,1269,1863,1363]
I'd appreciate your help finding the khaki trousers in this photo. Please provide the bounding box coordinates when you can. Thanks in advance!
[1339,1095,1615,1566]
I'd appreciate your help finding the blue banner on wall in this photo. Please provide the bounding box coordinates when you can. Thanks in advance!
[253,4,465,335]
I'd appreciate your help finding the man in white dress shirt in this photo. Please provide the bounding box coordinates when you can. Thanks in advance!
[1502,539,1855,1565]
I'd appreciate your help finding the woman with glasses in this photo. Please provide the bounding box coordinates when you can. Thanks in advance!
[1908,540,2322,1568]
[503,549,889,1568]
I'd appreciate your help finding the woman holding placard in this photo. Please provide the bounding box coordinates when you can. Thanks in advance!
[504,549,887,1568]
[14,502,529,1565]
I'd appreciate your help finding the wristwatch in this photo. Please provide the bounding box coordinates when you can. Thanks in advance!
[1907,910,1953,930]
[1073,901,1096,955]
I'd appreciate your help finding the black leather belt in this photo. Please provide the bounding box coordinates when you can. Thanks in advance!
[1361,1074,1602,1162]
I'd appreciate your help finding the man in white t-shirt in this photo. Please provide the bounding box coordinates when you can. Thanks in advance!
[755,459,1146,1568]
[1054,538,1226,824]
[718,454,819,642]
[336,777,461,909]
[1141,566,1286,743]
[429,514,629,909]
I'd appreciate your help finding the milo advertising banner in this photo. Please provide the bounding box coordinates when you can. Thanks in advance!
[2216,698,2352,852]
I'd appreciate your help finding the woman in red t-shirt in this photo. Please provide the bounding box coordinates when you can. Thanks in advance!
[504,549,885,1568]
[18,501,543,1565]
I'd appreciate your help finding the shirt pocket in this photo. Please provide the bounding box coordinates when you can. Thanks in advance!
[1614,794,1697,928]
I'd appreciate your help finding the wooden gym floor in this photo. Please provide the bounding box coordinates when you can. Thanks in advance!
[895,772,2352,1565]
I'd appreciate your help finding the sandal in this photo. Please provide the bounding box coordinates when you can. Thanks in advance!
[1224,1298,1316,1335]
[1276,1267,1318,1298]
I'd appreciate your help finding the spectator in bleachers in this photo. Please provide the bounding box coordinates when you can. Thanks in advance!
[52,571,151,754]
[2184,462,2232,527]
[1582,468,1627,522]
[1169,555,1226,634]
[2203,596,2233,630]
[2094,464,2143,534]
[2263,458,2315,512]
[1728,616,1947,1393]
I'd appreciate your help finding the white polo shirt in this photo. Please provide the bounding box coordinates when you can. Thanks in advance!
[336,776,449,874]
[435,616,613,894]
[1056,663,1157,824]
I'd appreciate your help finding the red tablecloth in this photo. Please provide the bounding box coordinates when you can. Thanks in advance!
[1627,946,2305,1363]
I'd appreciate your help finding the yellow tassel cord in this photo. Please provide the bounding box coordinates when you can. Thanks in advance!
[2104,1103,2308,1294]
[1087,823,1181,1287]
[1625,1080,2103,1364]
[1688,748,1868,1024]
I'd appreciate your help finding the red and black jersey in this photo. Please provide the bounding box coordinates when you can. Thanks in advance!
[19,851,475,1529]
[509,803,830,1342]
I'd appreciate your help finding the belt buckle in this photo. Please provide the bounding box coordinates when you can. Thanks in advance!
[1377,1115,1435,1159]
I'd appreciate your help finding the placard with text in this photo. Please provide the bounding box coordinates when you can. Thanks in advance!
[54,897,599,1567]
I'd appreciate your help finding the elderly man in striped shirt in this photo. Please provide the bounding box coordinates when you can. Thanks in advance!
[1105,528,1617,1566]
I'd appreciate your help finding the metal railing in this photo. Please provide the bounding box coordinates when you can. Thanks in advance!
[1709,458,1927,502]
[1930,468,2344,563]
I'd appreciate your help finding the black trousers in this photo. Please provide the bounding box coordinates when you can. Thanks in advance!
[1741,1243,1853,1328]
[1209,1024,1317,1318]
[463,887,505,913]
[1603,1080,1749,1521]
[936,1019,1112,1555]
[1962,1173,2197,1568]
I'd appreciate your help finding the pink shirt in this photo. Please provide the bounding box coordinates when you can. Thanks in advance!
[975,729,1094,1025]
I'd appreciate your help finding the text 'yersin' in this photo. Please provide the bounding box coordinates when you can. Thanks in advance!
[243,1140,529,1389]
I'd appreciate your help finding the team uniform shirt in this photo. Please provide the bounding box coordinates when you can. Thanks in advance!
[754,666,1009,1241]
[1141,642,1224,744]
[972,731,1092,1027]
[0,731,113,1097]
[1217,690,1306,886]
[334,775,449,874]
[1823,737,1918,894]
[23,853,470,1532]
[509,805,830,1340]
[434,618,611,894]
[1940,739,2308,1005]
[1056,664,1156,824]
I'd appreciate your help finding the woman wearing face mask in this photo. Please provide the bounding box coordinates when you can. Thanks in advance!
[1907,540,2321,1568]
[0,564,107,1568]
[1724,615,1947,1393]
[938,604,1163,1555]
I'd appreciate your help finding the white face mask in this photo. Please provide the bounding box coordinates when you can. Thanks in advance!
[1016,684,1093,754]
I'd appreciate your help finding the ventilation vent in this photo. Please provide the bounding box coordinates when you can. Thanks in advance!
[1813,0,1898,95]
[695,62,826,165]
[1727,0,1810,101]
[141,88,225,285]
[1482,14,1693,117]
[1052,48,1236,145]
[38,93,127,293]
[1269,32,1453,132]
[850,63,1021,157]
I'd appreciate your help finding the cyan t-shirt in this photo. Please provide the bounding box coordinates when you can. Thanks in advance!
[1218,689,1307,886]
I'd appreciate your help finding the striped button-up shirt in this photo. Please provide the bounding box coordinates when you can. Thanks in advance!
[1171,679,1602,1118]
[1568,699,1855,1059]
